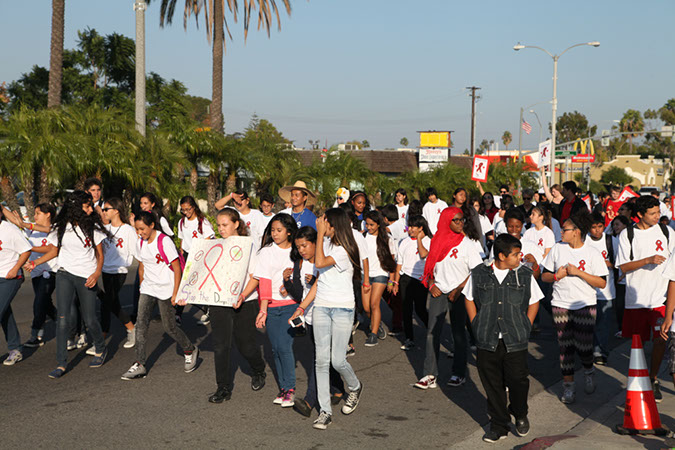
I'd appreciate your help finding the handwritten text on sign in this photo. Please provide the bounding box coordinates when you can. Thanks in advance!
[177,236,252,307]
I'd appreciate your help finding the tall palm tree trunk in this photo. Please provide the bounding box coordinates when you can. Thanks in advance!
[0,178,19,211]
[47,0,65,109]
[206,171,219,215]
[38,167,53,203]
[22,171,36,220]
[210,1,224,134]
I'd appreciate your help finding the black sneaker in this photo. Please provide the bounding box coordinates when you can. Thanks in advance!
[313,411,332,430]
[482,429,508,443]
[365,333,378,347]
[341,382,363,415]
[25,337,44,348]
[330,393,343,405]
[293,398,312,417]
[346,344,356,357]
[652,379,663,403]
[251,371,266,391]
[208,388,232,403]
[377,324,386,340]
[514,416,530,437]
[593,355,607,366]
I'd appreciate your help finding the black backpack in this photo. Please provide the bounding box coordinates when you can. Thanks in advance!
[626,223,670,261]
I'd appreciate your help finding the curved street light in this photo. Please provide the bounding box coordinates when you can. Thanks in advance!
[513,41,600,184]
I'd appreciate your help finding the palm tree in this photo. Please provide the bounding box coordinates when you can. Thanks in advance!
[617,109,645,154]
[151,0,292,133]
[501,131,512,150]
[48,0,65,108]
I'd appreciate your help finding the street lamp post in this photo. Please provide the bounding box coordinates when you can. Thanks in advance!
[513,41,600,186]
[134,0,147,137]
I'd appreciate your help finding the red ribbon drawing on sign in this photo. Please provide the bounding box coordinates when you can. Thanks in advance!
[578,260,586,272]
[155,253,163,264]
[450,248,459,259]
[192,231,198,239]
[116,238,123,248]
[538,238,543,247]
[41,239,48,246]
[0,240,3,251]
[476,162,484,174]
[656,240,664,251]
[542,147,548,158]
[199,244,224,291]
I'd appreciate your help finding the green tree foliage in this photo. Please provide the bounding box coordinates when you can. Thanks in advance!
[501,131,512,150]
[552,111,597,144]
[400,137,409,147]
[600,167,633,187]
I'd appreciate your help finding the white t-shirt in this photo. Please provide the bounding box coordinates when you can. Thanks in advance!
[423,199,449,235]
[261,213,274,230]
[253,243,294,305]
[137,233,179,300]
[387,219,408,245]
[314,240,355,309]
[463,265,543,338]
[158,216,174,237]
[396,204,409,222]
[237,208,267,249]
[0,221,32,278]
[352,229,368,272]
[493,216,507,237]
[365,232,396,278]
[26,230,58,277]
[523,226,555,253]
[616,224,675,309]
[300,261,316,325]
[613,235,625,286]
[586,235,616,300]
[49,224,106,279]
[177,216,215,253]
[660,254,675,331]
[542,242,609,310]
[397,236,431,280]
[103,224,138,274]
[478,214,493,236]
[433,236,483,293]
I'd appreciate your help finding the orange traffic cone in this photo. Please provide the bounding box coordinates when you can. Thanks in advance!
[615,335,669,436]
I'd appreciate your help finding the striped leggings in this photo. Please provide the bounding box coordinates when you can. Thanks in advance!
[552,305,596,376]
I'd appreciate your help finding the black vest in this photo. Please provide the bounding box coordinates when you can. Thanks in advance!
[470,263,533,352]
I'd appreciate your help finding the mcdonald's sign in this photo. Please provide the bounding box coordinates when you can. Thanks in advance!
[572,139,595,155]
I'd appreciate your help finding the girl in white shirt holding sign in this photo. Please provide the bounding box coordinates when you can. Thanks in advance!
[0,207,32,365]
[121,212,198,380]
[101,198,138,349]
[541,211,608,404]
[28,191,111,378]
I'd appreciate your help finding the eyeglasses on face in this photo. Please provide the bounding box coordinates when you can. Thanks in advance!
[562,227,577,233]
[102,208,114,212]
[181,207,194,214]
[451,217,466,224]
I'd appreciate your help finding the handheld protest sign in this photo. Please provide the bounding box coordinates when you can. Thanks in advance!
[177,236,252,307]
[538,139,552,169]
[471,156,489,182]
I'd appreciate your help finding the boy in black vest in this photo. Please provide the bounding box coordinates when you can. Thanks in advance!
[464,234,543,443]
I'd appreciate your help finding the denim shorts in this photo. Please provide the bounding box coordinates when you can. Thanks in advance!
[369,275,389,285]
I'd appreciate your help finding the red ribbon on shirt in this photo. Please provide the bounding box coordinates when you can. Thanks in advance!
[656,240,664,251]
[192,231,198,239]
[116,238,123,248]
[538,238,543,247]
[41,239,48,246]
[578,260,586,272]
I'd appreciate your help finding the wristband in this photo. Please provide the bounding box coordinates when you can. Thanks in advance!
[362,283,370,287]
[296,306,305,314]
[28,223,34,231]
[387,281,394,286]
[392,281,399,285]
[430,284,436,290]
[553,274,558,282]
[260,311,267,315]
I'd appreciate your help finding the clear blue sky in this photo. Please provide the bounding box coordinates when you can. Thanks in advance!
[3,0,674,153]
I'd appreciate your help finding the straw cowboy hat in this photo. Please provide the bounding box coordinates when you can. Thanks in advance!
[278,181,316,205]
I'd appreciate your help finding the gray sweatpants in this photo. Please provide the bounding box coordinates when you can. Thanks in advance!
[135,294,194,366]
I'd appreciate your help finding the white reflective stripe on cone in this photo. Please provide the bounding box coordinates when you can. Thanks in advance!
[627,375,652,392]
[630,348,648,370]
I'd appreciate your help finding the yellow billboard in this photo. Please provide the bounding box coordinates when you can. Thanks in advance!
[419,131,451,148]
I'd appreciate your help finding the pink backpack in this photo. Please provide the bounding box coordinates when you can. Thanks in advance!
[141,233,186,272]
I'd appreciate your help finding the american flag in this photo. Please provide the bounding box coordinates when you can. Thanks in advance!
[521,120,532,135]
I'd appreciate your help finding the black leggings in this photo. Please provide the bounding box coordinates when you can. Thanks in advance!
[101,273,132,333]
[399,274,429,341]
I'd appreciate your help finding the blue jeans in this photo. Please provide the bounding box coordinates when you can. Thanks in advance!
[304,324,345,409]
[31,274,57,337]
[265,304,297,391]
[313,306,361,415]
[0,277,23,352]
[55,270,105,367]
[593,299,614,358]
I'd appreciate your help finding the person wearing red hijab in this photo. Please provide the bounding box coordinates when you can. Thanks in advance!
[414,207,483,389]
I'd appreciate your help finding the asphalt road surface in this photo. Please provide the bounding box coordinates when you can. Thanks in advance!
[0,271,618,449]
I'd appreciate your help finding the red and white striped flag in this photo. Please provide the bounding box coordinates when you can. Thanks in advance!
[522,120,532,135]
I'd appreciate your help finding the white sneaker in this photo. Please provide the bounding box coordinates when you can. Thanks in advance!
[197,313,210,326]
[184,347,199,373]
[414,375,437,390]
[3,350,23,366]
[67,339,77,351]
[123,328,136,349]
[85,346,97,356]
[121,362,147,380]
[76,333,87,349]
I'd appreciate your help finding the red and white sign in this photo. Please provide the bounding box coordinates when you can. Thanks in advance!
[537,139,552,169]
[671,196,675,220]
[582,194,592,211]
[571,155,596,163]
[471,156,489,182]
[617,186,639,202]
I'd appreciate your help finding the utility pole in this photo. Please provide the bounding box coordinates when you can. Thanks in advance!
[134,0,147,137]
[466,86,481,156]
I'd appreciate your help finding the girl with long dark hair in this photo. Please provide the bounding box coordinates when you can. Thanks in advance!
[362,210,397,347]
[290,208,364,430]
[249,213,298,407]
[29,191,111,378]
[395,188,409,222]
[137,192,173,236]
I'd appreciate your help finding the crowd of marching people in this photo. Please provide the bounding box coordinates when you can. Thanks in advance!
[3,174,675,441]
